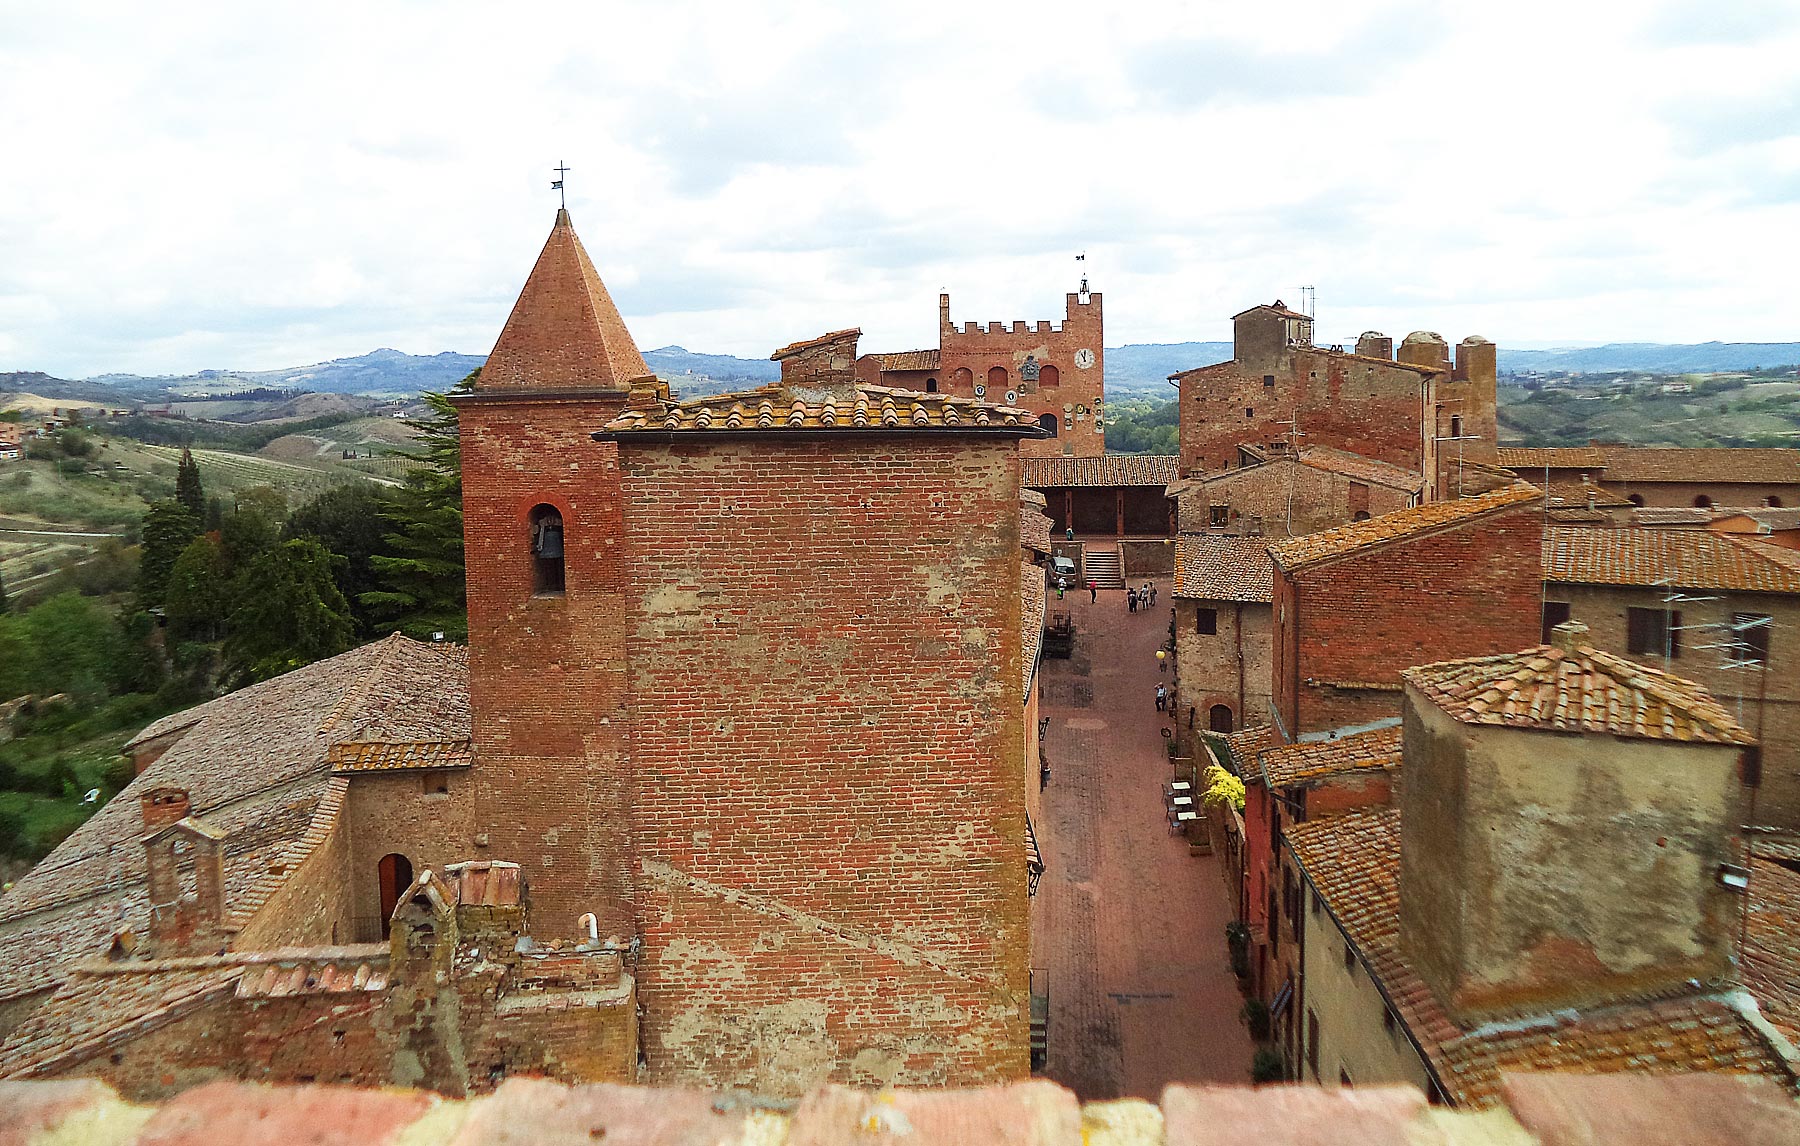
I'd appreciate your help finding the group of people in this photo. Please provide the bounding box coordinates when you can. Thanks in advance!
[1126,581,1157,613]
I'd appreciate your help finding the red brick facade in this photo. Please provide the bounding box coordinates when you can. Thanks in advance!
[1271,502,1543,737]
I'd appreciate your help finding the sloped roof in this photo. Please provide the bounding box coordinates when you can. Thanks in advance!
[1232,301,1313,322]
[1020,501,1052,556]
[480,209,650,392]
[1269,485,1541,572]
[1543,481,1635,509]
[0,637,468,1005]
[597,383,1042,437]
[1022,561,1046,703]
[1632,507,1724,527]
[1603,448,1800,485]
[1022,454,1181,488]
[1543,526,1800,594]
[1174,536,1275,603]
[1713,508,1800,533]
[1403,623,1753,746]
[1495,447,1607,470]
[1745,843,1800,1048]
[871,350,940,372]
[1287,810,1793,1107]
[1260,726,1401,789]
[1297,447,1425,493]
[0,962,244,1078]
[1219,725,1281,773]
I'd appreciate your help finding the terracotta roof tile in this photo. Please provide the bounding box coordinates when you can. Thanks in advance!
[1602,447,1800,485]
[1287,810,1793,1107]
[0,964,244,1078]
[328,741,471,772]
[1496,447,1608,470]
[1296,447,1425,493]
[1632,506,1729,526]
[0,637,467,1005]
[1022,562,1046,702]
[1403,623,1753,746]
[444,861,524,909]
[1218,726,1281,773]
[598,382,1041,436]
[1260,726,1401,789]
[1020,502,1052,556]
[1713,508,1800,533]
[872,349,940,372]
[1543,526,1800,594]
[1543,481,1635,509]
[1744,845,1800,1048]
[1021,455,1182,488]
[1269,485,1541,572]
[1174,536,1275,603]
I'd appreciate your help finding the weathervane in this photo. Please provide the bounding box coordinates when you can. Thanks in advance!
[1076,250,1088,295]
[552,161,570,210]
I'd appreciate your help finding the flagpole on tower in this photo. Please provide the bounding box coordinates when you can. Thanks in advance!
[552,161,570,210]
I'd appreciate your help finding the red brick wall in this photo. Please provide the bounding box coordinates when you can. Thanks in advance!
[341,772,476,941]
[1177,352,1437,481]
[934,293,1104,459]
[1274,504,1543,735]
[457,392,634,942]
[616,435,1030,1093]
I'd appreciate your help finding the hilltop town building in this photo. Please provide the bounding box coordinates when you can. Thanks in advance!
[1168,445,1423,539]
[1285,624,1796,1106]
[857,290,1106,460]
[1171,536,1275,734]
[1267,486,1545,738]
[1496,446,1800,510]
[0,211,1047,1098]
[1170,305,1498,499]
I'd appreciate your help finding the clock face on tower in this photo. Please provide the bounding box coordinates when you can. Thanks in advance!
[1074,348,1096,370]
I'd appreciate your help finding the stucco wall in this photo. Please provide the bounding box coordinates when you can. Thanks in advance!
[1300,890,1435,1092]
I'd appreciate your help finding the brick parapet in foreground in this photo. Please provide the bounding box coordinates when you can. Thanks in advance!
[3,1073,1797,1146]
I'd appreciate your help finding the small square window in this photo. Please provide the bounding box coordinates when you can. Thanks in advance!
[1263,374,1275,387]
[1246,407,1255,418]
[1197,608,1218,635]
[1209,505,1229,527]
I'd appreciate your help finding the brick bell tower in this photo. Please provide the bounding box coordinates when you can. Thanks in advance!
[452,209,648,940]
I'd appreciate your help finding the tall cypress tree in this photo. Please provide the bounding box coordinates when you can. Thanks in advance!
[137,499,202,610]
[362,373,473,640]
[175,447,205,520]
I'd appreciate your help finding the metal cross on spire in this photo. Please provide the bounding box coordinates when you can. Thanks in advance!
[552,161,570,210]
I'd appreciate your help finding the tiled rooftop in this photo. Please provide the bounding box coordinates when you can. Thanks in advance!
[1259,725,1401,789]
[1543,481,1635,509]
[1715,507,1800,532]
[1603,447,1800,485]
[1745,841,1800,1048]
[1495,446,1608,470]
[1022,561,1046,703]
[0,963,244,1079]
[1268,485,1541,572]
[1631,506,1724,526]
[1174,535,1275,603]
[1296,447,1425,492]
[1020,500,1053,556]
[598,381,1042,436]
[1021,454,1182,488]
[1218,725,1281,774]
[1286,809,1794,1107]
[328,741,472,772]
[1543,525,1800,594]
[1404,622,1753,745]
[0,636,468,1006]
[871,349,940,372]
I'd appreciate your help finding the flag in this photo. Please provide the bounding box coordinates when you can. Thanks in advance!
[1075,254,1085,261]
[552,180,564,190]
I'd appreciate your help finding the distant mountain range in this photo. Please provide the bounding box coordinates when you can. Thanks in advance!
[6,340,1798,407]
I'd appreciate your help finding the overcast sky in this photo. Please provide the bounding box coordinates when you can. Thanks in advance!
[3,0,1797,377]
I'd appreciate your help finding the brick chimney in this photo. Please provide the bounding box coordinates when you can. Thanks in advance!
[141,789,230,956]
[771,329,861,390]
[140,786,190,830]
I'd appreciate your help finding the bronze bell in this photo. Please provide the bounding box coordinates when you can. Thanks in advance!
[533,515,564,559]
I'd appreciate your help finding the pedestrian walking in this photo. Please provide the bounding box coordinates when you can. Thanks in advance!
[1127,587,1138,613]
[1055,575,1066,601]
[1089,580,1098,603]
[1155,684,1167,711]
[1149,583,1158,607]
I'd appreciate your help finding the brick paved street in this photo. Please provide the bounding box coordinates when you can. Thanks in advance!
[1032,583,1254,1100]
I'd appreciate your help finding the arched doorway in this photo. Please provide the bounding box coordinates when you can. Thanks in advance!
[988,366,1009,391]
[378,853,414,938]
[1693,494,1713,509]
[1037,412,1059,437]
[1209,705,1234,733]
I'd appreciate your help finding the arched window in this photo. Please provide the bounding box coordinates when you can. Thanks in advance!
[1037,413,1059,437]
[378,853,414,939]
[1209,705,1234,733]
[1353,511,1371,522]
[1693,494,1713,509]
[1767,496,1784,508]
[988,366,1009,390]
[1628,494,1645,507]
[1450,415,1462,438]
[1039,364,1060,388]
[951,367,974,392]
[530,504,565,595]
[925,377,938,393]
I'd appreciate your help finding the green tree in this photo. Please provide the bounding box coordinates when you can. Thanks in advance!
[218,503,278,576]
[363,374,473,640]
[164,535,229,642]
[59,429,93,458]
[286,483,394,633]
[18,593,123,700]
[0,618,36,699]
[225,539,356,682]
[136,500,201,610]
[174,447,205,519]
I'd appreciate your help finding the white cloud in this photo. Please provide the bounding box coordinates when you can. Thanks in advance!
[0,0,1796,377]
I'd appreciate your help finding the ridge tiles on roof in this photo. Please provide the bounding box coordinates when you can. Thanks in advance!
[597,381,1042,436]
[1269,485,1541,572]
[1543,526,1800,594]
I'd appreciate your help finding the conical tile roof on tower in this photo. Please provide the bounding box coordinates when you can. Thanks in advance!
[479,208,651,392]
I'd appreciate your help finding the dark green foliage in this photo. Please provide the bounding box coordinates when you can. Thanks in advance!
[1103,398,1179,455]
[285,483,394,633]
[174,447,205,519]
[58,429,93,458]
[218,501,278,576]
[0,562,8,616]
[1241,998,1272,1042]
[24,439,58,462]
[225,539,356,683]
[1250,1046,1286,1083]
[164,535,229,642]
[363,374,473,640]
[110,409,364,452]
[1226,921,1251,979]
[137,499,201,610]
[13,593,127,701]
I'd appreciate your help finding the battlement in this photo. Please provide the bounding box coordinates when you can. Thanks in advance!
[939,291,1100,338]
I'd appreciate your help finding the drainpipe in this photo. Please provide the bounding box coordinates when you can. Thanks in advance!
[1235,602,1246,723]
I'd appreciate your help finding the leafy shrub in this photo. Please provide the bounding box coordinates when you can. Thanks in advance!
[1241,998,1272,1041]
[1250,1047,1286,1084]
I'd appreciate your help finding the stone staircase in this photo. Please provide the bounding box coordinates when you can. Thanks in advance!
[1083,545,1124,589]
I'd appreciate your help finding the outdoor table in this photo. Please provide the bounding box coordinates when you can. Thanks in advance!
[1170,795,1193,807]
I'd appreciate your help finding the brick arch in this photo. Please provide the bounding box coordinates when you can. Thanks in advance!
[950,367,974,393]
[987,366,1009,390]
[1039,364,1060,388]
[1187,692,1238,733]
